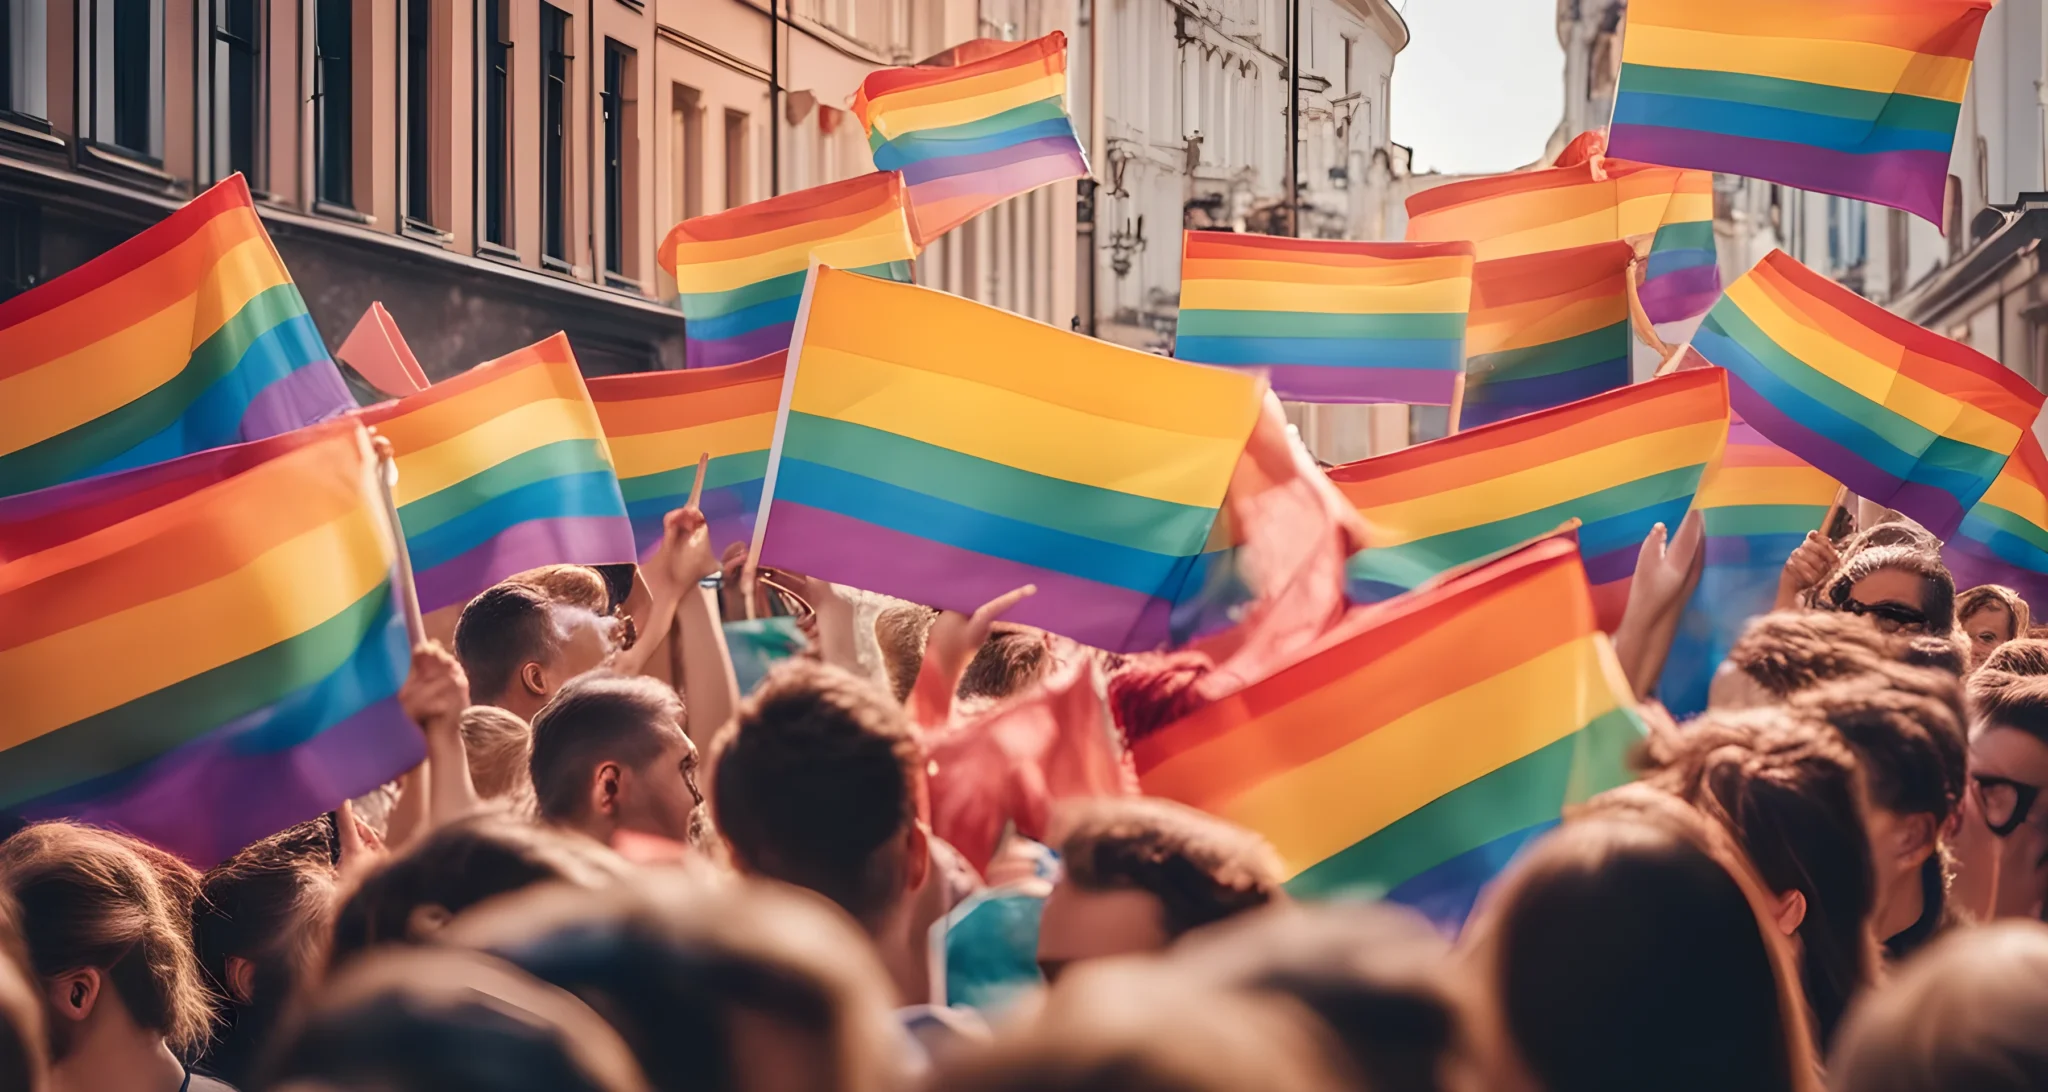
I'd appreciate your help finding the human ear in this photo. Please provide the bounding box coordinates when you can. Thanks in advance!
[46,967,101,1023]
[1774,889,1807,936]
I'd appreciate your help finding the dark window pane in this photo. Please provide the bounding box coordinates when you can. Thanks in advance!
[484,0,510,245]
[219,0,261,183]
[541,6,568,262]
[406,0,431,223]
[111,0,153,153]
[316,0,352,206]
[603,43,623,274]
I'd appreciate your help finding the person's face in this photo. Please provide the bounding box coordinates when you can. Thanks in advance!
[617,725,702,843]
[1964,603,2017,667]
[1035,880,1169,983]
[1843,568,1934,634]
[1969,724,2048,918]
[550,605,621,686]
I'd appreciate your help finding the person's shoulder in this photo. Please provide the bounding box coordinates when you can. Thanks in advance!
[185,1071,242,1092]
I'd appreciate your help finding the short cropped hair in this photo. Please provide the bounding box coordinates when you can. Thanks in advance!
[957,625,1052,704]
[511,564,611,614]
[1969,669,2048,745]
[1983,638,2048,677]
[1725,610,1899,698]
[1958,584,2033,637]
[1056,798,1286,939]
[529,674,686,823]
[710,661,920,927]
[871,605,938,703]
[456,583,560,702]
[462,706,536,810]
[1820,545,1957,636]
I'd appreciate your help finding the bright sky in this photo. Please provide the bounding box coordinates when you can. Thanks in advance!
[1390,0,1566,175]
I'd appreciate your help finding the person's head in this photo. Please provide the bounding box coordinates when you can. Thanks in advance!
[530,673,701,846]
[1638,711,1877,1051]
[1963,669,2048,918]
[1827,920,2048,1092]
[259,946,649,1092]
[326,814,629,970]
[711,661,927,935]
[1957,585,2032,669]
[442,873,904,1092]
[511,564,613,614]
[192,820,338,1086]
[462,705,537,812]
[1837,519,1940,558]
[1462,785,1818,1092]
[1819,546,1956,638]
[871,605,937,704]
[1983,637,2048,676]
[0,891,47,1092]
[1106,652,1216,747]
[1711,610,1899,709]
[956,625,1054,707]
[0,822,214,1064]
[456,582,621,721]
[1038,798,1285,981]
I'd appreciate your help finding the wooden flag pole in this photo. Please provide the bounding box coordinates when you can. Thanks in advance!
[687,451,709,510]
[1445,373,1468,435]
[369,431,428,645]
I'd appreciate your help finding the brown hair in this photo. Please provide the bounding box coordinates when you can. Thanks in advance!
[1957,584,2032,640]
[871,605,937,703]
[462,705,537,811]
[1819,545,1957,636]
[455,582,560,704]
[1983,637,2048,677]
[1827,920,2048,1091]
[0,890,47,1092]
[1725,611,1901,699]
[528,673,686,824]
[511,564,612,614]
[1637,711,1877,1051]
[1055,797,1285,939]
[0,822,215,1055]
[710,661,920,928]
[957,625,1053,704]
[1967,669,2048,745]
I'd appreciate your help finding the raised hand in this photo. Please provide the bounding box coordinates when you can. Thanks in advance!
[1776,530,1841,609]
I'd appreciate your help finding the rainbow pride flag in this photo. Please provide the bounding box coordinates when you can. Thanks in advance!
[1661,410,1841,716]
[1461,242,1635,429]
[853,31,1090,245]
[0,420,420,864]
[1609,0,1992,224]
[0,174,353,499]
[658,172,919,369]
[1944,431,2048,611]
[1173,232,1476,405]
[1692,249,2043,539]
[359,334,637,614]
[1333,368,1728,629]
[588,351,784,561]
[756,266,1265,652]
[1135,532,1645,928]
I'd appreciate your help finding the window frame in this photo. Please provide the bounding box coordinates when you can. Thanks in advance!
[312,0,354,209]
[401,0,434,229]
[539,3,571,268]
[80,0,164,163]
[208,0,263,187]
[1,0,50,127]
[479,0,514,250]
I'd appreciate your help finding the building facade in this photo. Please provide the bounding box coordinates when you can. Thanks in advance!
[0,0,1076,379]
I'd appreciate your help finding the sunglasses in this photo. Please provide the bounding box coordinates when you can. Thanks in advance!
[1974,774,2047,838]
[1839,597,1931,634]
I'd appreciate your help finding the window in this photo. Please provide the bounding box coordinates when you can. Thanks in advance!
[314,0,352,206]
[1826,197,1866,273]
[1343,36,1354,95]
[1887,208,1909,299]
[1409,405,1450,445]
[404,0,431,225]
[541,5,570,265]
[602,39,636,279]
[2,0,48,122]
[723,109,749,209]
[84,0,163,159]
[483,0,512,246]
[1946,174,1965,260]
[671,84,703,222]
[211,0,260,184]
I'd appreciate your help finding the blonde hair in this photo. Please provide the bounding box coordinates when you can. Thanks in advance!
[461,705,537,813]
[511,564,611,614]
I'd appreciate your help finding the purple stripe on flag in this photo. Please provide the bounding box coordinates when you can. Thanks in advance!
[1609,123,1950,224]
[241,358,356,437]
[414,516,640,613]
[1638,265,1723,325]
[18,698,422,866]
[1726,376,1943,531]
[1241,364,1459,405]
[759,501,1174,652]
[687,322,794,369]
[1945,537,2048,610]
[907,149,1090,210]
[901,135,1087,187]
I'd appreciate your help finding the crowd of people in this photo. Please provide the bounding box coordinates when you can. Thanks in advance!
[7,497,2048,1092]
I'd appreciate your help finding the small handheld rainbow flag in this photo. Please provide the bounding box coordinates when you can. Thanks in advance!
[1135,532,1645,928]
[756,266,1265,653]
[0,420,421,864]
[1944,431,2048,611]
[359,333,637,614]
[1609,0,1992,224]
[588,351,784,561]
[1333,368,1728,628]
[1461,242,1635,429]
[1173,232,1476,405]
[658,173,919,369]
[0,174,353,499]
[1661,409,1842,716]
[853,31,1090,245]
[1691,249,2043,539]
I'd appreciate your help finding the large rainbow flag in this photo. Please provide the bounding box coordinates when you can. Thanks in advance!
[1173,232,1476,405]
[1332,368,1728,629]
[1944,430,2048,611]
[853,31,1090,245]
[1691,249,2043,539]
[1608,0,1992,224]
[1661,409,1842,716]
[0,420,421,864]
[1135,532,1645,928]
[1461,242,1635,429]
[0,174,353,499]
[359,334,637,614]
[756,266,1265,652]
[1403,140,1719,326]
[658,172,919,369]
[588,351,784,561]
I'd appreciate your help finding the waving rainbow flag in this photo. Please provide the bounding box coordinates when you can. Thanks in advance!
[1174,233,1476,404]
[1944,431,2048,611]
[853,31,1089,245]
[1692,249,2042,538]
[589,351,784,561]
[0,174,352,499]
[1609,0,1992,224]
[659,173,918,369]
[360,334,637,614]
[0,421,420,864]
[1333,368,1728,629]
[1661,409,1841,716]
[1461,242,1635,429]
[1135,533,1644,928]
[756,266,1265,653]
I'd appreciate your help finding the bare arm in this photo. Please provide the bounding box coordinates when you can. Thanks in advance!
[400,641,481,828]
